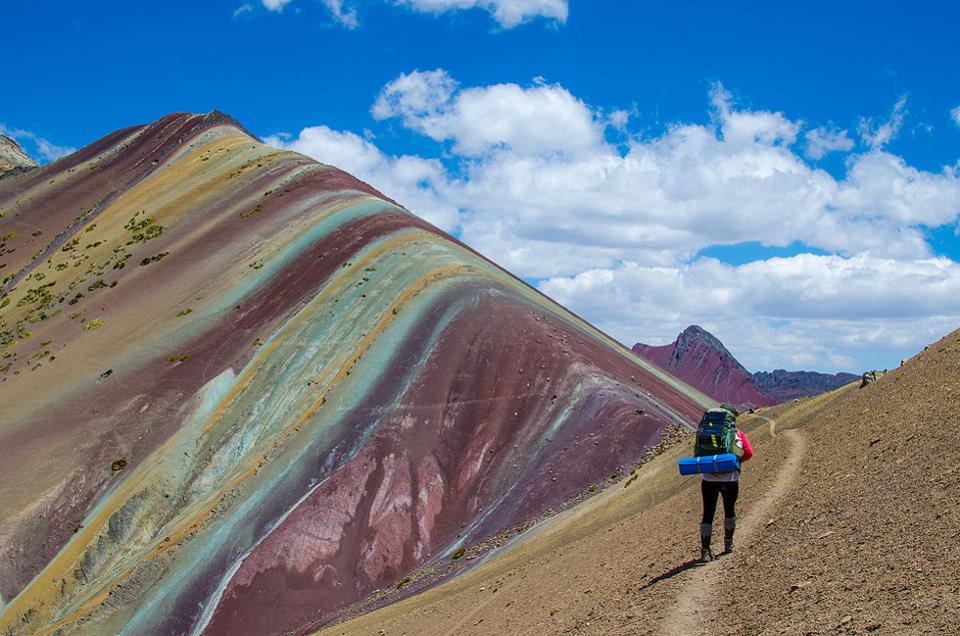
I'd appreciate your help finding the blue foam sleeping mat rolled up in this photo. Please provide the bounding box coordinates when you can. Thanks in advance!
[678,453,740,475]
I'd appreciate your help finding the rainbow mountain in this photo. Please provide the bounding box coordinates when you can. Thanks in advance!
[0,112,711,635]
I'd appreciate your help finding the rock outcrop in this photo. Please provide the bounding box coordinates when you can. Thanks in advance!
[0,135,38,176]
[859,370,882,388]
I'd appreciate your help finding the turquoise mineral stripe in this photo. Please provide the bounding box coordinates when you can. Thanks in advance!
[119,273,479,636]
[219,196,401,306]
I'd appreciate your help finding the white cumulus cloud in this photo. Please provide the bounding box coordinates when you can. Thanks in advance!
[394,0,568,27]
[804,126,854,160]
[263,126,458,230]
[858,95,907,149]
[257,0,357,26]
[260,0,293,11]
[388,79,954,276]
[256,0,565,27]
[233,3,255,18]
[371,69,459,132]
[952,106,960,127]
[608,109,631,131]
[710,84,800,147]
[539,254,960,371]
[373,69,602,157]
[322,0,359,27]
[266,73,960,371]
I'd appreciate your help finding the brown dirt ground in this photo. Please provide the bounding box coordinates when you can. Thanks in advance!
[319,329,960,635]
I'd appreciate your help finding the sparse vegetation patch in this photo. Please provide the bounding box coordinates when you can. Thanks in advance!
[140,252,169,266]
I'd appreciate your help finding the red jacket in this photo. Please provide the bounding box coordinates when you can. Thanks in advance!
[737,431,754,462]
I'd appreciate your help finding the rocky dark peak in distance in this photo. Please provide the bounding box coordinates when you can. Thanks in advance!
[669,325,745,370]
[633,325,859,408]
[633,325,774,409]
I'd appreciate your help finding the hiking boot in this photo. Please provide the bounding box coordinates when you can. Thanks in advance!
[699,523,713,563]
[699,545,713,563]
[721,517,736,555]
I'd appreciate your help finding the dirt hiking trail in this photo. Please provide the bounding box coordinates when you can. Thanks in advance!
[325,401,824,635]
[660,426,805,635]
[324,328,960,635]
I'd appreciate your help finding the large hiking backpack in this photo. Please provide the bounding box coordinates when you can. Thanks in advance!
[694,408,738,457]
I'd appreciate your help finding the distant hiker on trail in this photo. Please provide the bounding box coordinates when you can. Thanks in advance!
[696,403,753,563]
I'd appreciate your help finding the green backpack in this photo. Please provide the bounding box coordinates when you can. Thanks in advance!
[694,408,738,457]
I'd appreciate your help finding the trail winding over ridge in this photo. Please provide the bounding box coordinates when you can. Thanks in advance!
[659,423,805,635]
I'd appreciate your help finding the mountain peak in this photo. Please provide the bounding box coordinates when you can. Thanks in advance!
[0,112,709,634]
[633,325,770,409]
[677,324,725,349]
[634,325,859,408]
[670,325,750,377]
[198,109,259,140]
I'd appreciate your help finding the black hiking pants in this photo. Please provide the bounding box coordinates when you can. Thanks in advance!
[700,480,738,524]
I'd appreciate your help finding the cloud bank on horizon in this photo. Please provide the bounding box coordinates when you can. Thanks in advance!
[264,69,960,374]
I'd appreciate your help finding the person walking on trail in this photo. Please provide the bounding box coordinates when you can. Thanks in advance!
[698,403,753,563]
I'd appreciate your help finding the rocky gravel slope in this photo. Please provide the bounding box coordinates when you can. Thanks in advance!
[326,328,960,635]
[716,329,960,635]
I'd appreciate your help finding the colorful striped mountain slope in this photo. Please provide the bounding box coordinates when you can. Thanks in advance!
[0,112,711,635]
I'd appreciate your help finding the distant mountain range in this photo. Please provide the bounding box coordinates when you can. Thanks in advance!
[632,325,859,408]
[751,368,859,402]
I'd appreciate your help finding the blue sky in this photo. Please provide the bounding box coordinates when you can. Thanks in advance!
[5,0,960,372]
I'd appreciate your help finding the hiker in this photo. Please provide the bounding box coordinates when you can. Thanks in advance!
[698,403,752,563]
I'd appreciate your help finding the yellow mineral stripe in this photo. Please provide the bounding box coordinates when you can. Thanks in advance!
[0,236,479,634]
